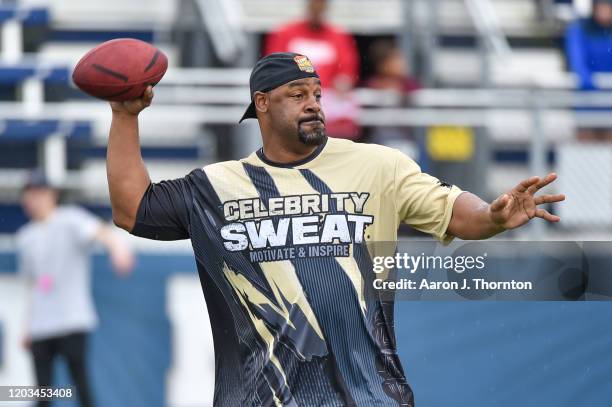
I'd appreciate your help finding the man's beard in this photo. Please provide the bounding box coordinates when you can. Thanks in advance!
[297,123,326,146]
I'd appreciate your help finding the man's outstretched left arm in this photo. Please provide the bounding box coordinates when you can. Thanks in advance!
[446,173,566,240]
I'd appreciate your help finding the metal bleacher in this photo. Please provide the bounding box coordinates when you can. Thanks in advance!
[0,0,605,236]
[0,0,200,210]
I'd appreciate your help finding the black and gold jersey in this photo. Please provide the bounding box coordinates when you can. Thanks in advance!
[131,137,463,406]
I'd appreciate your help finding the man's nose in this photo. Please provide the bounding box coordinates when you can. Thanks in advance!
[304,95,321,113]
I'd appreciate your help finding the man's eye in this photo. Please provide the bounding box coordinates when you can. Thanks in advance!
[291,94,303,99]
[315,94,322,100]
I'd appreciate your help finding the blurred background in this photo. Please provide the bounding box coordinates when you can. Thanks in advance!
[0,0,611,406]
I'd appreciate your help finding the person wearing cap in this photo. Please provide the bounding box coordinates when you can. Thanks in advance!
[16,170,134,407]
[265,0,361,140]
[566,0,612,140]
[106,52,564,406]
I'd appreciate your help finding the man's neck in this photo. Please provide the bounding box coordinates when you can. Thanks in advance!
[260,142,319,165]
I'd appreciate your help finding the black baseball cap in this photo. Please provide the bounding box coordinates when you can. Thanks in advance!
[239,52,320,123]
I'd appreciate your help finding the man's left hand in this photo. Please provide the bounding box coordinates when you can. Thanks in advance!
[488,173,566,230]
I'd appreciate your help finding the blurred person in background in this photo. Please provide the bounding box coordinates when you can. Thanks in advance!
[265,0,361,139]
[364,40,421,157]
[365,40,420,96]
[16,170,134,407]
[566,0,612,141]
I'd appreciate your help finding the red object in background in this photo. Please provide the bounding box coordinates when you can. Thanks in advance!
[265,20,359,89]
[265,20,361,139]
[72,38,167,102]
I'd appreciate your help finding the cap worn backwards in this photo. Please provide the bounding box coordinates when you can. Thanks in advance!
[239,52,320,123]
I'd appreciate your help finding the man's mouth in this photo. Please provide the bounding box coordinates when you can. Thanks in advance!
[300,118,324,126]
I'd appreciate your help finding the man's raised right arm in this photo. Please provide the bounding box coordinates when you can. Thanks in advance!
[107,86,154,231]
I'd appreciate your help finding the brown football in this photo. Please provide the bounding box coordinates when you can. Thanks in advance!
[72,38,167,102]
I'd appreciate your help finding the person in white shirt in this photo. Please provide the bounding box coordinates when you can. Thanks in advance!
[16,170,134,407]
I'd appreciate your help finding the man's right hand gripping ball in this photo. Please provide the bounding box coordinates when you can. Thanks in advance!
[110,85,154,116]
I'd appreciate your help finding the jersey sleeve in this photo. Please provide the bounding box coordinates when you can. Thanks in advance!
[393,151,464,245]
[130,169,199,241]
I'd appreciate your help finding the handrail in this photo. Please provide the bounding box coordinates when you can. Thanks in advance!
[158,67,612,90]
[162,67,251,85]
[0,93,611,128]
[152,85,612,109]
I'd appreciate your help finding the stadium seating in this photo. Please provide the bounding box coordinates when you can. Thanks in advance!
[0,0,605,232]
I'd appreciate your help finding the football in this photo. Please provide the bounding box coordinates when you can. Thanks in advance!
[72,38,168,102]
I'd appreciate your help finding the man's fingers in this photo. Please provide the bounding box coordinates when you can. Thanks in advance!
[490,194,509,211]
[516,176,540,193]
[143,86,154,105]
[534,194,566,205]
[527,172,557,194]
[535,208,560,222]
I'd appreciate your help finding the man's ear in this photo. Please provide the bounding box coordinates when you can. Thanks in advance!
[254,92,269,114]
